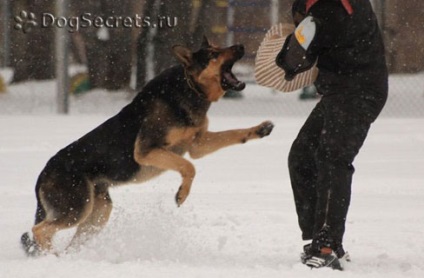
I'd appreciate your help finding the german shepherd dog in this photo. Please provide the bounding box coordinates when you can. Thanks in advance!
[21,37,274,255]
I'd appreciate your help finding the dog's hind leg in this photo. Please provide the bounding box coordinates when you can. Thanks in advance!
[67,183,113,249]
[31,221,66,252]
[30,174,95,253]
[134,147,195,207]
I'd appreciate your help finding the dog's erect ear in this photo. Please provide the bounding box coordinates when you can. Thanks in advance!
[201,36,211,49]
[172,45,193,68]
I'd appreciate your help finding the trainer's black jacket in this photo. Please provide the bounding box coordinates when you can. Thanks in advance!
[294,0,388,97]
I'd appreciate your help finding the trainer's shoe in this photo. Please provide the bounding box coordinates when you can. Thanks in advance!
[302,244,351,261]
[334,244,351,263]
[305,247,344,270]
[300,243,313,264]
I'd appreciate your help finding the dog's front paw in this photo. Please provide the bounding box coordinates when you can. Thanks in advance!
[175,186,189,207]
[256,121,274,138]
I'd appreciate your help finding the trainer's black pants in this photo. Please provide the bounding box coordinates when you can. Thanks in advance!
[288,91,386,249]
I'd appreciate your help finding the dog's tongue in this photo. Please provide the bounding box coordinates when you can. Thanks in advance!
[223,71,246,91]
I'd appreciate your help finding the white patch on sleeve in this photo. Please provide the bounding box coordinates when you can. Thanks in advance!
[294,16,316,50]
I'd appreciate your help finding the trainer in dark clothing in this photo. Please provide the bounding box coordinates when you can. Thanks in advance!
[283,0,388,256]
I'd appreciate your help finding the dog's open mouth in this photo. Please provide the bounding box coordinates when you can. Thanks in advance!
[221,61,246,91]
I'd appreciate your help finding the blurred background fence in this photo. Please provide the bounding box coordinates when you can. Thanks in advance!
[0,0,423,117]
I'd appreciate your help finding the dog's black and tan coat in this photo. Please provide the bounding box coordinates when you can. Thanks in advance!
[21,38,274,255]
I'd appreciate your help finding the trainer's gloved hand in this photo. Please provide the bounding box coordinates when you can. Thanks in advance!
[275,16,318,81]
[275,34,316,81]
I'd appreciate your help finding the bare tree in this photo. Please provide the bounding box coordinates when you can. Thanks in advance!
[75,0,133,90]
[136,0,198,90]
[384,0,424,73]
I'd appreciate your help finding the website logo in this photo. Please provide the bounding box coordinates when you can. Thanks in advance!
[14,11,38,34]
[13,10,178,34]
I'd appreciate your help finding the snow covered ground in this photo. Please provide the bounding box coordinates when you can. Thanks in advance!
[0,78,424,277]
